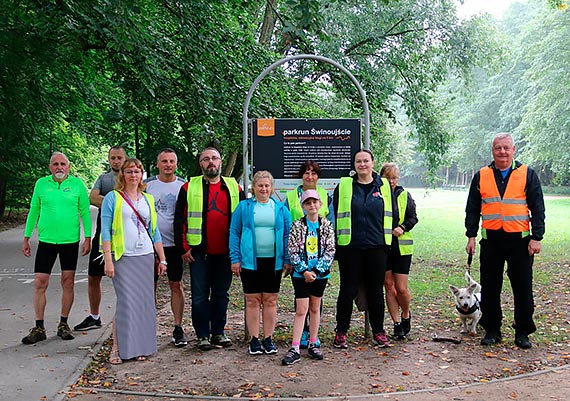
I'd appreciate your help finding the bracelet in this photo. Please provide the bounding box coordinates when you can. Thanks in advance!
[103,251,111,254]
[159,260,168,266]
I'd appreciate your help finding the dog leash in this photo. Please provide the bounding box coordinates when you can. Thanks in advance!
[467,251,473,275]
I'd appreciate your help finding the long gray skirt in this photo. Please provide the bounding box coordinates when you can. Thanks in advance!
[112,253,157,360]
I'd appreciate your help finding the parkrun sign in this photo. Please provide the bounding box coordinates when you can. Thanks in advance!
[252,118,361,179]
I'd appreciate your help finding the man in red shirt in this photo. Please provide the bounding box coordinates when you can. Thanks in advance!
[174,147,244,350]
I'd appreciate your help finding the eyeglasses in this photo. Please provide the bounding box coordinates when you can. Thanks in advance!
[123,169,142,175]
[200,156,221,163]
[386,176,399,181]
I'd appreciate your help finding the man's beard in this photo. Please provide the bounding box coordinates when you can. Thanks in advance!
[202,166,220,178]
[54,172,66,180]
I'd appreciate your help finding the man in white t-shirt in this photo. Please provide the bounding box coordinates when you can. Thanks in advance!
[145,148,187,346]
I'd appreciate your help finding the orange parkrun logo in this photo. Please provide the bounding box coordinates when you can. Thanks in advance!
[257,119,275,137]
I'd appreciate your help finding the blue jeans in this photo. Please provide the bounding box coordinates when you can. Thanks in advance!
[189,252,232,338]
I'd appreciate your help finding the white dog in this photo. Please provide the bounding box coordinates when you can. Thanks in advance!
[449,272,481,335]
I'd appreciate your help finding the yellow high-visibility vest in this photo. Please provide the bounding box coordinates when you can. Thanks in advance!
[186,176,240,245]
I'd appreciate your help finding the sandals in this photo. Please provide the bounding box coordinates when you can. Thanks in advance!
[109,349,122,365]
[136,356,147,361]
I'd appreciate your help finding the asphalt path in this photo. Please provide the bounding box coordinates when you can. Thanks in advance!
[0,206,115,401]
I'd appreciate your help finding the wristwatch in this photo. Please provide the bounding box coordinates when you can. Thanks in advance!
[159,260,168,266]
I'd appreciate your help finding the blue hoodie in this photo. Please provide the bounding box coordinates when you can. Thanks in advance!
[229,197,291,271]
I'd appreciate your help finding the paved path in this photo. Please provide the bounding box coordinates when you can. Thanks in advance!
[0,208,115,401]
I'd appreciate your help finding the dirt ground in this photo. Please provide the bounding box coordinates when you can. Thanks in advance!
[64,276,570,401]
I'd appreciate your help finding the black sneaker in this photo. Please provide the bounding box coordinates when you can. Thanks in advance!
[57,322,74,340]
[22,326,47,344]
[393,322,405,339]
[401,313,411,336]
[248,337,263,355]
[211,334,232,347]
[308,343,324,360]
[281,348,300,365]
[172,326,188,347]
[481,331,502,346]
[515,334,532,349]
[263,336,278,354]
[197,337,216,350]
[74,315,102,331]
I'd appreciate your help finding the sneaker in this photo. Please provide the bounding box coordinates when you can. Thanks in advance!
[300,330,321,348]
[515,334,532,349]
[263,336,278,354]
[197,337,215,350]
[393,322,405,339]
[481,331,502,346]
[73,315,102,331]
[281,348,301,365]
[373,332,390,347]
[308,343,324,360]
[172,326,188,347]
[211,334,232,348]
[333,331,348,349]
[248,337,264,355]
[300,330,309,349]
[401,313,411,336]
[57,322,74,340]
[22,326,47,345]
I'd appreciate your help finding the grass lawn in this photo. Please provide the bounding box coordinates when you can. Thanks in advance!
[263,188,570,346]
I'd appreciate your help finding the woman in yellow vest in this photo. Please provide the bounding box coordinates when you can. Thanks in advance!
[333,150,394,349]
[380,162,418,340]
[284,160,333,223]
[283,160,334,348]
[101,158,167,364]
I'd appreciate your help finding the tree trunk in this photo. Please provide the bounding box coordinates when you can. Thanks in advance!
[223,150,238,177]
[0,176,6,217]
[259,0,277,47]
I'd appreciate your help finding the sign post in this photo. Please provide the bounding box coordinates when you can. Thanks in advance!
[242,54,370,193]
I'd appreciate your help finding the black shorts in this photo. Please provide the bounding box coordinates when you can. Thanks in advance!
[34,241,79,274]
[88,214,104,277]
[386,245,412,275]
[291,276,328,299]
[240,257,282,294]
[164,246,184,282]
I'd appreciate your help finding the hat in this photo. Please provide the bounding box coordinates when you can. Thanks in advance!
[300,189,321,204]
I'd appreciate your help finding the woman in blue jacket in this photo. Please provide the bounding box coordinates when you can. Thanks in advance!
[230,170,292,355]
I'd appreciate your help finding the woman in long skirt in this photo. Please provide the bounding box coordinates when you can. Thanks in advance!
[101,158,167,363]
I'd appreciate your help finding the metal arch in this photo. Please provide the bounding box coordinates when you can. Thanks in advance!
[242,54,371,191]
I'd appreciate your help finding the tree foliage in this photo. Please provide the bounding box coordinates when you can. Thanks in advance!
[441,0,569,186]
[0,0,520,215]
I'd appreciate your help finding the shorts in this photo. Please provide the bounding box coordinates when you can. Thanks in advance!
[386,245,412,275]
[291,276,328,299]
[164,246,184,282]
[34,241,79,274]
[88,214,104,277]
[240,257,282,294]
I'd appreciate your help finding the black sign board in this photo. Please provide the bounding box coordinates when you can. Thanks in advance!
[252,118,361,179]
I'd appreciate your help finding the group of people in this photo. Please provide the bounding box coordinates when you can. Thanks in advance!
[20,131,545,365]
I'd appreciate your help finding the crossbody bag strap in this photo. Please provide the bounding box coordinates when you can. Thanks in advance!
[118,191,155,244]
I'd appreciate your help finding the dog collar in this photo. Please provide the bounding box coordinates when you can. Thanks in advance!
[456,296,480,315]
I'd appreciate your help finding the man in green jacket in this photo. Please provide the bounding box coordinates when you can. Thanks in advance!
[21,152,92,344]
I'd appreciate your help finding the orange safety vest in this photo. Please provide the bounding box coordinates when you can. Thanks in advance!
[480,165,530,233]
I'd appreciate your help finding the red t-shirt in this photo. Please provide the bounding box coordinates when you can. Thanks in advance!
[205,181,229,254]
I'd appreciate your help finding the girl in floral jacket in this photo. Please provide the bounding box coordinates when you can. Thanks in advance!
[282,190,336,365]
